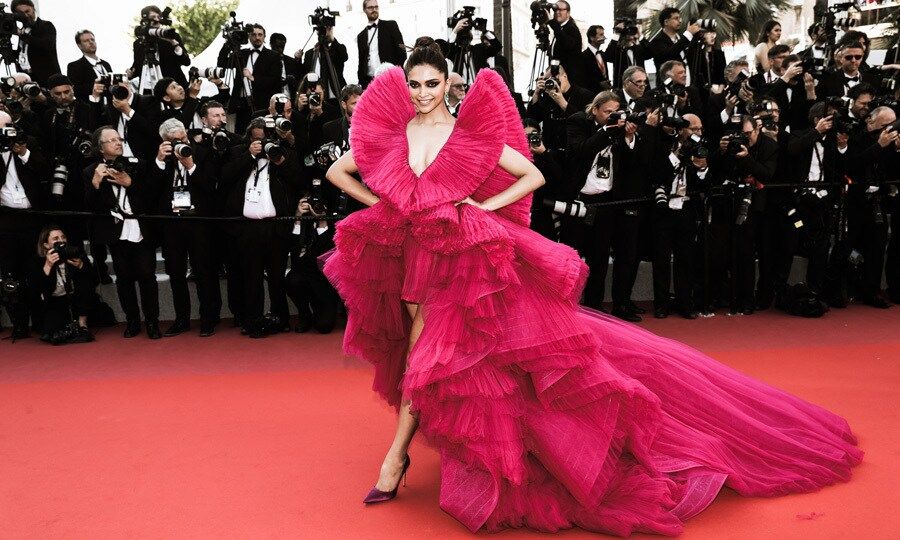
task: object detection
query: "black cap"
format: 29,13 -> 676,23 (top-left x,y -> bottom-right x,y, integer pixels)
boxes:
46,74 -> 73,90
153,77 -> 176,102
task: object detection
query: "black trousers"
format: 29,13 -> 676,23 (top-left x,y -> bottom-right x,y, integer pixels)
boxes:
161,221 -> 218,323
530,207 -> 558,242
705,214 -> 756,312
844,205 -> 889,300
572,203 -> 643,309
42,273 -> 95,335
886,207 -> 899,300
651,203 -> 698,310
285,254 -> 340,332
0,220 -> 40,330
237,221 -> 290,323
108,240 -> 159,323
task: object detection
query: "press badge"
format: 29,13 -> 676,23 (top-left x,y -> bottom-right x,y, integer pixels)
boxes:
246,186 -> 261,203
172,190 -> 192,210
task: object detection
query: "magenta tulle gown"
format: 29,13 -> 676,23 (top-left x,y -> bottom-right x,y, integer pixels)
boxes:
321,67 -> 862,536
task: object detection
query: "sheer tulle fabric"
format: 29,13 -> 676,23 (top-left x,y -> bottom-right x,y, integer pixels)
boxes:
321,67 -> 861,536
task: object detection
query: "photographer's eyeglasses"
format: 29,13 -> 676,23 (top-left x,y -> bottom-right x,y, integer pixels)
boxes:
100,137 -> 122,145
628,79 -> 648,87
844,55 -> 863,61
451,83 -> 469,91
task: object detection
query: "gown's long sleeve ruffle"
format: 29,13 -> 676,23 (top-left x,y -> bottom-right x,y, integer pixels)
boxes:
322,67 -> 862,536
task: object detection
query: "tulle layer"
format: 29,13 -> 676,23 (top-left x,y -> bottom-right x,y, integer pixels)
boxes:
323,200 -> 862,536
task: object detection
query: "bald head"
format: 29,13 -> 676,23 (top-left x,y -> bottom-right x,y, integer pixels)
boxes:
0,110 -> 12,127
868,106 -> 896,132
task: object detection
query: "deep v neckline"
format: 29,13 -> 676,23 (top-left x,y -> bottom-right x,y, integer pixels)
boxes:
405,120 -> 459,180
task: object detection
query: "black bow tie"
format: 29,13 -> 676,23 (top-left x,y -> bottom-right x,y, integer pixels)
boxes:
845,75 -> 859,82
252,48 -> 262,53
369,22 -> 378,29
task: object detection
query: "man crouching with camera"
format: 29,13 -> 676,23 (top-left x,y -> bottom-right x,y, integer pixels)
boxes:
35,225 -> 96,344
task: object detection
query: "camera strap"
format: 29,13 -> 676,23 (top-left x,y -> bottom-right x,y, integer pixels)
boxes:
367,25 -> 379,49
252,161 -> 269,188
173,164 -> 187,190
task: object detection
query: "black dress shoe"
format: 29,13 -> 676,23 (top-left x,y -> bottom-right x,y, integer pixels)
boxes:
679,309 -> 700,320
626,301 -> 646,315
199,321 -> 216,337
123,321 -> 142,338
611,306 -> 642,323
864,296 -> 891,309
10,325 -> 30,340
653,306 -> 669,319
164,320 -> 190,337
294,318 -> 312,333
146,321 -> 162,340
741,306 -> 755,316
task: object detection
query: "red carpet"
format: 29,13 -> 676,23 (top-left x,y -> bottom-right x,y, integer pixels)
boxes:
1,306 -> 898,538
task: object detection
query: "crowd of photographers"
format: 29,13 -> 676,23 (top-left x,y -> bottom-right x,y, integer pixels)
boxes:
0,0 -> 899,345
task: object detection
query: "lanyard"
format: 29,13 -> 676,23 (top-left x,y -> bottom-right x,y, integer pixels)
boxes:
173,164 -> 187,190
252,161 -> 269,188
367,26 -> 379,49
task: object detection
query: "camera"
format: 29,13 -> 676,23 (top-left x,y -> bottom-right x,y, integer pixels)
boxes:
542,199 -> 598,226
306,91 -> 322,108
661,77 -> 687,98
188,67 -> 226,83
0,124 -> 24,151
654,186 -> 669,207
195,127 -> 231,153
826,96 -> 861,134
735,185 -> 754,225
98,73 -> 130,100
801,56 -> 827,78
52,241 -> 84,261
273,94 -> 289,115
309,6 -> 339,29
311,141 -> 344,169
530,1 -> 555,26
448,6 -> 487,33
527,130 -> 542,147
606,110 -> 648,127
135,7 -> 177,40
108,155 -> 139,178
309,178 -> 327,215
261,139 -> 285,161
264,114 -> 292,132
613,17 -> 640,38
170,142 -> 193,160
544,77 -> 560,93
681,134 -> 709,161
693,18 -> 717,32
0,271 -> 22,307
0,4 -> 28,65
725,69 -> 755,100
722,132 -> 749,156
51,158 -> 68,199
222,11 -> 253,45
18,82 -> 42,99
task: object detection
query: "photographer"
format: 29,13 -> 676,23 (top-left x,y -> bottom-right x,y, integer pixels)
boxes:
524,118 -> 565,241
819,42 -> 878,98
686,24 -> 725,98
296,76 -> 340,154
221,117 -> 301,338
526,63 -> 592,151
300,24 -> 348,100
606,19 -> 651,88
651,113 -> 707,319
33,225 -> 95,344
92,79 -> 156,161
150,75 -> 229,131
270,33 -> 300,99
704,59 -> 753,145
356,0 -> 407,88
783,101 -> 851,305
708,115 -> 777,314
83,126 -> 160,339
750,44 -> 791,90
128,5 -> 191,93
66,30 -> 113,103
838,106 -> 897,308
797,23 -> 829,70
655,60 -> 702,116
322,84 -> 360,150
545,1 -> 583,87
150,118 -> 218,337
617,66 -> 648,111
566,91 -> 660,321
440,11 -> 503,81
216,23 -> 282,132
446,72 -> 467,117
649,7 -> 701,74
0,109 -> 51,339
11,0 -> 61,87
285,194 -> 340,334
761,54 -> 817,133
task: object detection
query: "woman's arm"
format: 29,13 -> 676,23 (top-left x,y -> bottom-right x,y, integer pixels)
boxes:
325,149 -> 380,207
460,145 -> 544,211
755,43 -> 770,73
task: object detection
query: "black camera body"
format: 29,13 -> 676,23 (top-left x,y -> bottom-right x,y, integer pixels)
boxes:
135,7 -> 176,40
529,1 -> 555,26
52,241 -> 85,261
448,6 -> 486,33
309,7 -> 339,29
309,178 -> 327,215
264,114 -> 292,133
527,130 -> 542,147
681,135 -> 710,161
108,155 -> 139,178
613,17 -> 640,38
0,4 -> 28,64
312,141 -> 345,169
0,271 -> 22,306
222,11 -> 253,45
0,125 -> 25,151
169,142 -> 193,161
306,91 -> 322,108
195,127 -> 231,153
98,74 -> 130,100
723,132 -> 749,156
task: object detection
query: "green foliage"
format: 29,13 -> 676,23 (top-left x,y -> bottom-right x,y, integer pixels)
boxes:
170,0 -> 240,55
619,0 -> 793,44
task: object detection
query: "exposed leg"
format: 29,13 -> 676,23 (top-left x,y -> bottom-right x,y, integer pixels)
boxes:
373,301 -> 423,492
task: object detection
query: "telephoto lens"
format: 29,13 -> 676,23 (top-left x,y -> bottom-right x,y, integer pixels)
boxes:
172,142 -> 193,159
203,67 -> 226,79
263,140 -> 285,161
52,160 -> 68,198
20,82 -> 42,98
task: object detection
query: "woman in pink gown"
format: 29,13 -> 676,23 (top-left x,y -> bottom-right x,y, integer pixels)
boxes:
322,38 -> 861,536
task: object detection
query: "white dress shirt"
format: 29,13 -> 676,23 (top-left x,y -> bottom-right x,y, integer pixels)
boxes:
0,150 -> 32,209
366,21 -> 382,77
243,158 -> 277,219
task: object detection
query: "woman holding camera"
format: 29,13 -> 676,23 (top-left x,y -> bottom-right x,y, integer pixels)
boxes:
34,225 -> 95,343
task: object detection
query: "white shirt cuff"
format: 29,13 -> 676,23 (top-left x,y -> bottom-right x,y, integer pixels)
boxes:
837,145 -> 848,154
123,108 -> 135,121
19,149 -> 30,163
89,94 -> 100,103
186,164 -> 197,175
155,158 -> 166,170
719,109 -> 729,124
683,31 -> 693,41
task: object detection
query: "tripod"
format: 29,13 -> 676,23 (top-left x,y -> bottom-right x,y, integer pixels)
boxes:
450,34 -> 478,83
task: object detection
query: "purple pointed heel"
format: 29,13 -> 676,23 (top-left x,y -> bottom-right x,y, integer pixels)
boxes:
363,454 -> 411,504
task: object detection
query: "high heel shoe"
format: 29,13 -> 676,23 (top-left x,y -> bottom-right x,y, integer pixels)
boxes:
363,454 -> 411,504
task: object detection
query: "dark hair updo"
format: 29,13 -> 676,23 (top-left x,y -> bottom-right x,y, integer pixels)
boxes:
404,36 -> 448,79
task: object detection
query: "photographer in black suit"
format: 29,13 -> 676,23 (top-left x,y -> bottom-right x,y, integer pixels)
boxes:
524,119 -> 565,241
566,91 -> 660,321
217,24 -> 282,132
580,25 -> 610,95
66,30 -> 113,103
34,225 -> 96,344
818,42 -> 879,98
356,0 -> 407,88
526,63 -> 593,151
270,33 -> 300,99
285,194 -> 340,334
150,119 -> 218,337
301,25 -> 348,100
545,1 -> 583,88
0,110 -> 51,339
11,0 -> 61,87
649,8 -> 700,75
83,126 -> 160,339
322,84 -> 361,149
128,5 -> 191,93
221,117 -> 301,338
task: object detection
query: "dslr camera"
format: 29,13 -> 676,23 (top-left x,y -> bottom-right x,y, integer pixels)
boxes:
51,241 -> 85,262
309,6 -> 339,29
613,17 -> 640,38
188,67 -> 225,83
0,124 -> 24,151
311,141 -> 345,169
134,7 -> 177,41
527,130 -> 542,147
193,127 -> 231,153
98,74 -> 130,100
107,155 -> 139,178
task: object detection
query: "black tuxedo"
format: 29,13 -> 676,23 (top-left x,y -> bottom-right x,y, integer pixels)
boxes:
648,30 -> 690,72
67,56 -> 114,102
280,54 -> 301,98
16,19 -> 61,87
764,78 -> 814,133
686,45 -> 725,91
579,47 -> 610,95
817,69 -> 879,98
525,85 -> 594,152
217,45 -> 283,112
356,20 -> 407,86
322,116 -> 349,149
605,39 -> 652,87
548,19 -> 583,85
302,41 -> 349,97
130,33 -> 191,88
438,35 -> 503,78
286,222 -> 340,333
100,95 -> 157,161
